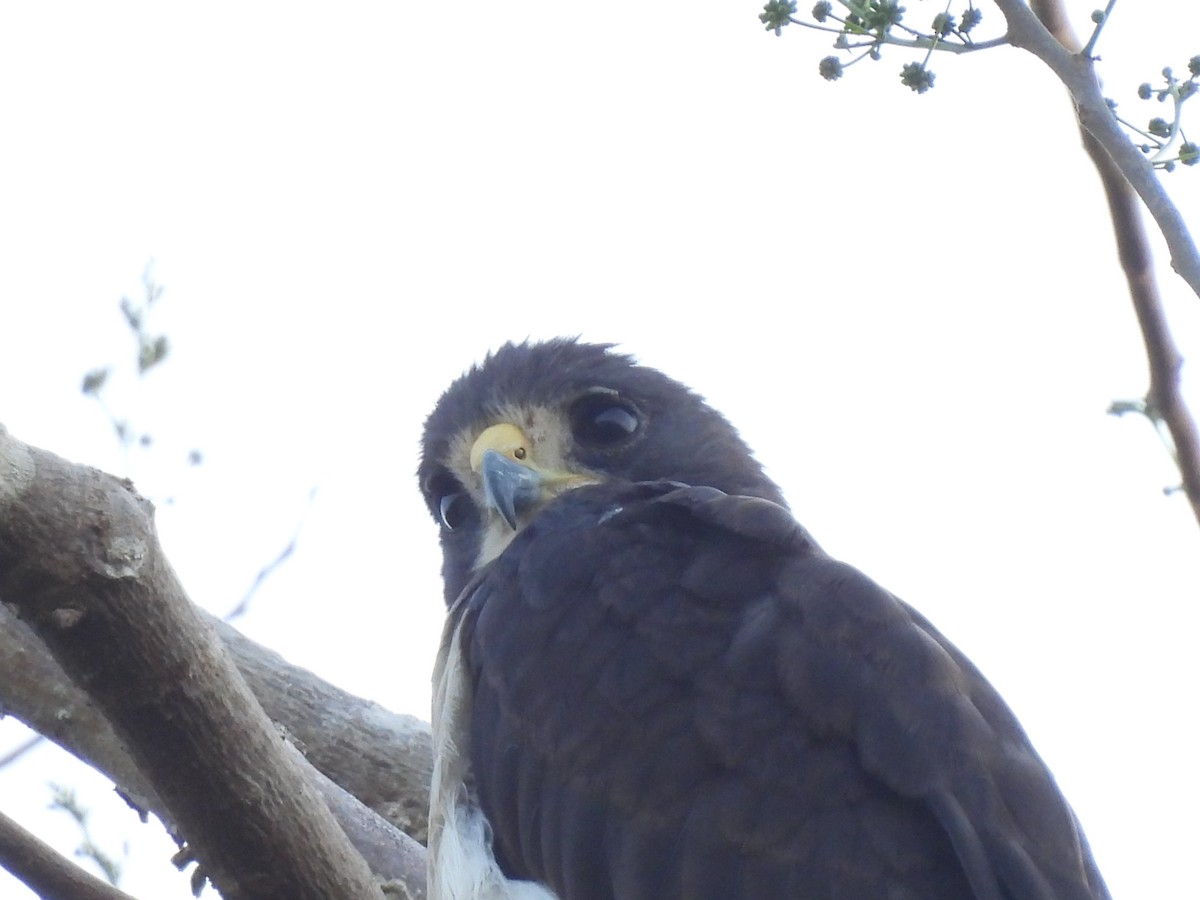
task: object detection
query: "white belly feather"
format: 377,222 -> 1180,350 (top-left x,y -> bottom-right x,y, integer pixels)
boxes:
429,609 -> 559,900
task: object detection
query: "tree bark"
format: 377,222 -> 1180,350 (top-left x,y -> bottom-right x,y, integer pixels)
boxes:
0,808 -> 140,900
0,424 -> 408,900
0,604 -> 435,847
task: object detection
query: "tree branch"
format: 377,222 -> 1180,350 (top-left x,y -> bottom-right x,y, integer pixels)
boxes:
0,602 -> 434,848
0,807 -> 139,900
994,0 -> 1200,299
0,607 -> 166,816
0,605 -> 430,897
991,0 -> 1200,527
0,425 -> 386,900
212,617 -> 433,844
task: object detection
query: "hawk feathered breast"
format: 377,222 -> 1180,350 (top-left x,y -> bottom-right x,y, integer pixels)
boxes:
419,339 -> 1110,900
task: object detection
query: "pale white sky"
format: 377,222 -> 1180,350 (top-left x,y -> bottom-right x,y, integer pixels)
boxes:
1,2 -> 1198,898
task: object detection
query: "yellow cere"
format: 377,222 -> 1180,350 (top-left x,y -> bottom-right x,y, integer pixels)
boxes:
470,423 -> 533,473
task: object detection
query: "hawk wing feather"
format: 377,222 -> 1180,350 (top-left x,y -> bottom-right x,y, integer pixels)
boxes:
456,481 -> 1109,900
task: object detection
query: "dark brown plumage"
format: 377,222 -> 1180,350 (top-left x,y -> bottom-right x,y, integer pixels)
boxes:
420,339 -> 1110,900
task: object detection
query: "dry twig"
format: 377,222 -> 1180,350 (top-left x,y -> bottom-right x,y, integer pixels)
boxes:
991,0 -> 1200,527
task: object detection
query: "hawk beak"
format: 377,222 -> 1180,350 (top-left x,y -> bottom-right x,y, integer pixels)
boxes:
470,423 -> 545,530
470,422 -> 595,530
478,448 -> 543,530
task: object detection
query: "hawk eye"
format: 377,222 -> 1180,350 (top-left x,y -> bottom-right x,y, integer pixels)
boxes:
438,491 -> 473,530
569,393 -> 642,449
426,472 -> 474,531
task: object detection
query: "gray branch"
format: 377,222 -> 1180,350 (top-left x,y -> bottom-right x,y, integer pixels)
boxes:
993,0 -> 1200,300
0,425 -> 428,900
988,0 -> 1200,526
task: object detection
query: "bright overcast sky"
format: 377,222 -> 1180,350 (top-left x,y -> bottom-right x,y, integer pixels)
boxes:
1,2 -> 1198,898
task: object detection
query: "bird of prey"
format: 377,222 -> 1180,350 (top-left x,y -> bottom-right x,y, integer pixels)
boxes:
419,339 -> 1110,900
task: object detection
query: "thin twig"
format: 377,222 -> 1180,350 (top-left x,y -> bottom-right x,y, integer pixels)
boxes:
223,486 -> 317,622
994,0 -> 1200,528
0,808 -> 140,900
0,734 -> 44,770
993,0 -> 1200,300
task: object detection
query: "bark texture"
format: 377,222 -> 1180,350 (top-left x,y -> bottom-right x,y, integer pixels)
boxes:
0,425 -> 426,900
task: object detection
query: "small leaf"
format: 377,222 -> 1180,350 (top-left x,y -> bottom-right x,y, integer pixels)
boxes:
82,367 -> 110,395
138,335 -> 170,373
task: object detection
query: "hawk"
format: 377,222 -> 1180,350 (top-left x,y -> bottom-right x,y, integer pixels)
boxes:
419,339 -> 1110,900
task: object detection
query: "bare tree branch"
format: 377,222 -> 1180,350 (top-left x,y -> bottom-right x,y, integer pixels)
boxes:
213,617 -> 433,844
0,602 -> 434,847
0,606 -> 431,896
300,754 -> 426,898
991,0 -> 1200,527
0,575 -> 430,898
0,603 -> 431,900
0,807 -> 139,900
0,607 -> 166,816
993,0 -> 1200,299
0,425 -> 386,900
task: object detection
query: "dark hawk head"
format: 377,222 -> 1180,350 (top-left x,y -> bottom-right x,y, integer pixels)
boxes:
419,339 -> 787,603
